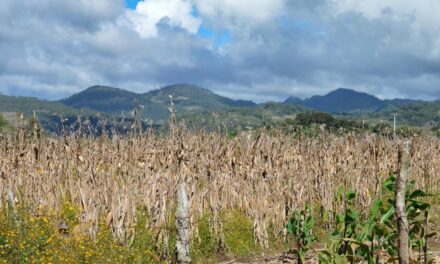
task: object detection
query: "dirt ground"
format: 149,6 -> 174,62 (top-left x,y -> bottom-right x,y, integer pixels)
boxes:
219,251 -> 440,263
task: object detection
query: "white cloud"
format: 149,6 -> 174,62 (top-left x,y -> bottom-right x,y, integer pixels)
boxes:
329,0 -> 440,60
1,0 -> 440,101
124,0 -> 201,38
193,0 -> 285,30
331,0 -> 440,34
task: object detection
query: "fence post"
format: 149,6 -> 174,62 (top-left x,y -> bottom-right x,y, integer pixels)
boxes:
175,183 -> 191,263
396,140 -> 410,264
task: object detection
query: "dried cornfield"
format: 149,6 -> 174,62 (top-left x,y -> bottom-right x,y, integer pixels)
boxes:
1,128 -> 440,254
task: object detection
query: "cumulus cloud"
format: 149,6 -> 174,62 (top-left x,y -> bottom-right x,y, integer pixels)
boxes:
0,0 -> 439,101
123,0 -> 201,38
194,0 -> 284,27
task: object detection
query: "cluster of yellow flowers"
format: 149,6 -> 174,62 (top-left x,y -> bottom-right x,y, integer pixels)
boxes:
1,199 -> 267,263
0,202 -> 163,263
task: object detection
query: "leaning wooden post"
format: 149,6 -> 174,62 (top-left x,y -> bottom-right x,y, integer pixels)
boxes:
396,140 -> 411,264
175,183 -> 191,263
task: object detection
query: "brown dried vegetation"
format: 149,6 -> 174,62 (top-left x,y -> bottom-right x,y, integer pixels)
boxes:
1,126 -> 440,257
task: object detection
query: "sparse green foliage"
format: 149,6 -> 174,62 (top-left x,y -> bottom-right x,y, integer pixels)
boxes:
0,113 -> 7,130
222,211 -> 260,258
286,203 -> 317,263
191,215 -> 218,263
320,176 -> 435,263
330,188 -> 360,261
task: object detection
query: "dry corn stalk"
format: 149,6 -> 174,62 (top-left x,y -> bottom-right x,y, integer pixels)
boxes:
0,128 -> 439,250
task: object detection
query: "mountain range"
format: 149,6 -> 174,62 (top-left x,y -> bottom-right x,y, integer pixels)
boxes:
1,84 -> 439,131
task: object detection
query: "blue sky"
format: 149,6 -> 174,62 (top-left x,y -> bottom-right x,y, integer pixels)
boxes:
125,0 -> 140,9
197,26 -> 231,50
0,0 -> 439,101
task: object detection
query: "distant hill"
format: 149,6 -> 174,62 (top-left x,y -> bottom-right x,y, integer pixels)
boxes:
284,88 -> 419,113
179,102 -> 308,130
0,93 -> 99,133
0,94 -> 82,116
61,85 -> 138,113
61,84 -> 257,123
284,96 -> 303,104
146,84 -> 256,108
371,101 -> 440,127
304,88 -> 383,112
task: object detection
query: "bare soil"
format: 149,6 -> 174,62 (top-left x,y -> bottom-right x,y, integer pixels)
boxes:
220,251 -> 440,263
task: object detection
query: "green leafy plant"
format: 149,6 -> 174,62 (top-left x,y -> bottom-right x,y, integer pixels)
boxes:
287,203 -> 317,264
328,188 -> 361,263
320,176 -> 435,263
0,113 -> 8,131
381,176 -> 437,263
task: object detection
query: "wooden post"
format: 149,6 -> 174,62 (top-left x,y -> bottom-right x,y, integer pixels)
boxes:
175,183 -> 191,263
7,186 -> 19,226
396,140 -> 410,264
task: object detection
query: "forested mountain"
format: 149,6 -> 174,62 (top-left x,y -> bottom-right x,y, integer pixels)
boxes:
60,85 -> 138,113
284,88 -> 420,113
60,84 -> 256,122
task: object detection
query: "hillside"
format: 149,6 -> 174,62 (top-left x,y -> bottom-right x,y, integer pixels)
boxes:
0,94 -> 83,116
180,102 -> 308,130
0,94 -> 101,133
60,85 -> 139,113
61,84 -> 257,123
146,84 -> 256,108
284,96 -> 303,104
284,88 -> 419,113
304,88 -> 383,112
2,85 -> 439,131
371,101 -> 440,127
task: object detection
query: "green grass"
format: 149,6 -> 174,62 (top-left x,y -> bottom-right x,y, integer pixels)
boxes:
190,214 -> 219,263
222,211 -> 261,259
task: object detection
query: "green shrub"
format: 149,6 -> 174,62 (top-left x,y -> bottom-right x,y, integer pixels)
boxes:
222,211 -> 260,258
191,214 -> 218,263
0,113 -> 7,130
